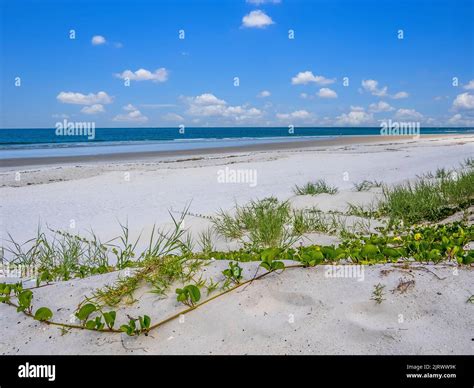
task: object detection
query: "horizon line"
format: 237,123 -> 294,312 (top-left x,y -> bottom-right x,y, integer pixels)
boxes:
1,126 -> 473,130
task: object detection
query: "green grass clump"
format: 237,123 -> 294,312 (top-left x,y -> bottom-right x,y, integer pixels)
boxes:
292,209 -> 330,234
212,210 -> 244,240
5,228 -> 117,284
294,179 -> 338,195
462,157 -> 474,169
197,227 -> 215,254
346,203 -> 381,218
212,197 -> 298,249
380,169 -> 474,224
353,180 -> 382,192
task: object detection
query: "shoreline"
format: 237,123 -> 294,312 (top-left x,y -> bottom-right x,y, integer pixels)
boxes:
0,134 -> 468,169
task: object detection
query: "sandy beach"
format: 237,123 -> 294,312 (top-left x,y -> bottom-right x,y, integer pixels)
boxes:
1,134 -> 473,245
0,134 -> 473,355
1,262 -> 472,355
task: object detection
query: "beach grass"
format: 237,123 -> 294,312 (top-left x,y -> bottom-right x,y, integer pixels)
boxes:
197,227 -> 216,254
212,197 -> 298,249
292,208 -> 330,234
294,179 -> 338,195
353,180 -> 383,192
380,168 -> 474,223
462,157 -> 474,169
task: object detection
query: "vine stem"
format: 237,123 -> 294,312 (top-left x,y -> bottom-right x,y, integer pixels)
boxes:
2,264 -> 305,336
147,264 -> 304,332
4,301 -> 120,332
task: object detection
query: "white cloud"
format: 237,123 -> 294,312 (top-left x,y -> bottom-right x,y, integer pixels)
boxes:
81,104 -> 105,114
115,68 -> 169,83
368,101 -> 394,113
394,108 -> 423,120
257,90 -> 271,98
276,110 -> 311,120
463,80 -> 474,90
113,105 -> 148,122
91,35 -> 106,45
453,92 -> 474,110
242,10 -> 274,28
192,93 -> 226,106
123,104 -> 137,111
336,108 -> 374,125
162,113 -> 184,122
392,91 -> 409,99
186,93 -> 262,122
57,91 -> 113,105
292,71 -> 335,85
361,79 -> 388,97
246,0 -> 281,4
447,113 -> 474,126
448,114 -> 462,124
362,80 -> 408,99
317,88 -> 337,99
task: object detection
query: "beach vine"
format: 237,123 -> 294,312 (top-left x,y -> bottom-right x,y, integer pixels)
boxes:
1,166 -> 473,338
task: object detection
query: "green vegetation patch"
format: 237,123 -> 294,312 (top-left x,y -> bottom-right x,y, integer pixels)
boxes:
294,179 -> 338,195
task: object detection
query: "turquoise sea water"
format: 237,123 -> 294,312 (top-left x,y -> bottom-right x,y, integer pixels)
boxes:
0,127 -> 472,159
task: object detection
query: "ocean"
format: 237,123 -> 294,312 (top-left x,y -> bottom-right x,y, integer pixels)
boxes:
0,127 -> 472,159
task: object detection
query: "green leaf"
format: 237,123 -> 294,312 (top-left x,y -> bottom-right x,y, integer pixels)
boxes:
177,292 -> 187,302
34,307 -> 53,321
103,311 -> 116,329
76,303 -> 96,321
463,251 -> 474,265
1,285 -> 11,296
309,250 -> 324,263
184,285 -> 201,303
272,261 -> 285,270
140,315 -> 151,330
17,290 -> 33,311
120,325 -> 133,336
260,262 -> 271,271
382,247 -> 401,259
95,316 -> 104,330
321,246 -> 336,259
361,244 -> 379,258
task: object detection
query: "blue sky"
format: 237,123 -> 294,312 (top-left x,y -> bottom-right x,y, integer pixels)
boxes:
1,0 -> 473,128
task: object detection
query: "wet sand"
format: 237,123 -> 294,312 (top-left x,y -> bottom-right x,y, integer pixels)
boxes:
0,134 -> 456,169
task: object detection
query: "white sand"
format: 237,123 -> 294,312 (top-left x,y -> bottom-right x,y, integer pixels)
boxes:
1,135 -> 473,246
0,135 -> 473,354
0,262 -> 472,355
